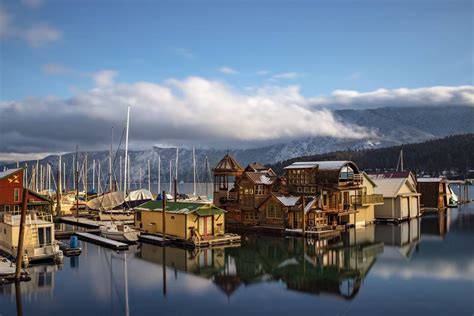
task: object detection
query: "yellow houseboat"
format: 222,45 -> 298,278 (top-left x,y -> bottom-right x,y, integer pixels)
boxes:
135,201 -> 240,247
0,210 -> 63,265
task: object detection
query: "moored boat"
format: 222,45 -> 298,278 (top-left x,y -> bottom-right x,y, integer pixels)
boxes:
99,223 -> 139,242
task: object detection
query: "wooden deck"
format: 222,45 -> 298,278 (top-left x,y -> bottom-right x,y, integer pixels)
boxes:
75,232 -> 129,251
138,233 -> 241,249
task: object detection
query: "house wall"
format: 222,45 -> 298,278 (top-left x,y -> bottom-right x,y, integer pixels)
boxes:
375,197 -> 395,219
258,197 -> 285,229
0,169 -> 24,209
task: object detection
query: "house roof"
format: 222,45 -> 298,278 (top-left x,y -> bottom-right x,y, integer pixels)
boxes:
417,177 -> 446,183
246,162 -> 267,172
213,154 -> 243,172
372,178 -> 417,198
369,171 -> 412,179
283,161 -> 357,171
27,189 -> 52,202
240,172 -> 276,185
275,195 -> 301,207
136,201 -> 225,216
0,168 -> 22,180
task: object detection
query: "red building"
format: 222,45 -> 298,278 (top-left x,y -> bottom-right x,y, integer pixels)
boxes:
0,168 -> 52,213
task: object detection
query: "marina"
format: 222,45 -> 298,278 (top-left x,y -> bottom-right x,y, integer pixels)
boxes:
0,193 -> 472,315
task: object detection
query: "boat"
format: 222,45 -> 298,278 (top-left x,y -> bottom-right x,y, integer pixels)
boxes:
447,184 -> 459,207
0,210 -> 63,266
0,257 -> 15,276
99,223 -> 139,242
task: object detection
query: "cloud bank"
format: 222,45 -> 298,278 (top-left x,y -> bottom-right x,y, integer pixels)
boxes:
0,76 -> 472,156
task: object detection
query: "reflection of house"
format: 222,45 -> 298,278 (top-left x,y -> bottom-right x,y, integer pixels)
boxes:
417,177 -> 448,210
370,172 -> 421,221
135,201 -> 226,241
0,264 -> 57,296
374,219 -> 420,259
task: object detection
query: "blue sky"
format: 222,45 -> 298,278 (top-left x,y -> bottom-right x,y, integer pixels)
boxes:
0,0 -> 473,159
1,0 -> 472,100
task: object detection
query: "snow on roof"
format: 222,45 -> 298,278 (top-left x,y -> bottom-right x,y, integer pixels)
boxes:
0,168 -> 22,179
372,178 -> 409,197
283,161 -> 351,170
275,195 -> 300,207
417,177 -> 445,183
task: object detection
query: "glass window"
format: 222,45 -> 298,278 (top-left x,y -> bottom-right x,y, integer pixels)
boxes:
13,188 -> 20,202
297,187 -> 302,193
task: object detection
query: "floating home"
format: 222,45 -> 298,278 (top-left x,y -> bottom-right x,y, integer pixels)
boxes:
212,155 -> 384,234
417,177 -> 448,211
134,201 -> 240,247
369,171 -> 421,221
0,168 -> 62,264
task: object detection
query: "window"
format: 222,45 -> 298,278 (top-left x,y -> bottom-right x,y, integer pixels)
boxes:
297,187 -> 302,193
244,212 -> 259,221
310,187 -> 316,193
267,205 -> 283,219
14,188 -> 20,203
323,193 -> 328,206
135,212 -> 142,221
14,205 -> 19,212
244,189 -> 249,195
4,205 -> 10,213
255,185 -> 264,195
249,189 -> 254,194
304,187 -> 309,193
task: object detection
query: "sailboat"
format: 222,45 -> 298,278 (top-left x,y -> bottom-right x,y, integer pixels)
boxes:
99,106 -> 140,242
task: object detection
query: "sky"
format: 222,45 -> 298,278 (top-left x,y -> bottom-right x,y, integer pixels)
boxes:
0,0 -> 473,160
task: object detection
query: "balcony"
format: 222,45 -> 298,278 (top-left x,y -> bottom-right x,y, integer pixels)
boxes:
351,194 -> 384,206
338,173 -> 363,187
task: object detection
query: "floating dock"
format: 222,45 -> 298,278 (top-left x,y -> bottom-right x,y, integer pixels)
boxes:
138,234 -> 171,246
59,217 -> 100,229
75,232 -> 129,251
55,229 -> 100,239
138,233 -> 241,249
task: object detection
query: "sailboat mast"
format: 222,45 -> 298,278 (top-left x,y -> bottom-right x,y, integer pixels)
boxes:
400,148 -> 404,172
158,155 -> 161,195
169,160 -> 172,193
193,148 -> 196,197
175,148 -> 178,181
119,155 -> 122,192
92,159 -> 96,190
148,159 -> 151,192
123,106 -> 130,198
109,126 -> 114,192
205,155 -> 209,197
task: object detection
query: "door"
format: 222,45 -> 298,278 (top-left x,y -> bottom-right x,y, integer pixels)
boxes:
38,228 -> 45,246
199,216 -> 213,236
400,197 -> 409,218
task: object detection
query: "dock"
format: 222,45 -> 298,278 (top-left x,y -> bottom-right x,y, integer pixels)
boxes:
59,217 -> 101,229
138,234 -> 171,246
138,233 -> 241,249
75,232 -> 129,251
55,229 -> 100,239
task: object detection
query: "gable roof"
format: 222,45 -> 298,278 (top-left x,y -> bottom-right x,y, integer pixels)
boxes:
136,201 -> 225,216
246,162 -> 267,172
236,171 -> 276,185
372,178 -> 417,198
0,168 -> 23,180
213,154 -> 243,173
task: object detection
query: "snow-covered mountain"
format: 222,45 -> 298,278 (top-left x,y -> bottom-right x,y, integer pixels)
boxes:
2,106 -> 473,183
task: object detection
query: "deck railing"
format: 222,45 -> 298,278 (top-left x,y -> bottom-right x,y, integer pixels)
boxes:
351,194 -> 384,205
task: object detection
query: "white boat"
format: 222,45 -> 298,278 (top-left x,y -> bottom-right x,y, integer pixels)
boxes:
447,184 -> 459,207
0,257 -> 15,276
100,223 -> 139,242
0,210 -> 63,266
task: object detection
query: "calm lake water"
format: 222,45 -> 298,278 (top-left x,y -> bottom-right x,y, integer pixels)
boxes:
1,187 -> 473,316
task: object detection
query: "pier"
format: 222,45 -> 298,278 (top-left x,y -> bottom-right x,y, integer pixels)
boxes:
75,232 -> 129,251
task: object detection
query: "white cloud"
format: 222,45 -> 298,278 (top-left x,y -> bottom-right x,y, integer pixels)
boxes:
174,47 -> 195,60
272,72 -> 301,80
217,66 -> 238,75
0,7 -> 61,47
309,85 -> 474,109
22,0 -> 43,9
22,23 -> 62,47
41,63 -> 69,75
0,76 -> 376,154
91,70 -> 118,87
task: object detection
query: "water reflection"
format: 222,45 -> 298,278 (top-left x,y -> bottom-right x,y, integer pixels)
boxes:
0,190 -> 473,315
137,228 -> 384,300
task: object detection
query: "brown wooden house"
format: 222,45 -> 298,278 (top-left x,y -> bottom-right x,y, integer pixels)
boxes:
257,193 -> 301,229
417,177 -> 448,210
0,168 -> 52,214
236,167 -> 277,225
